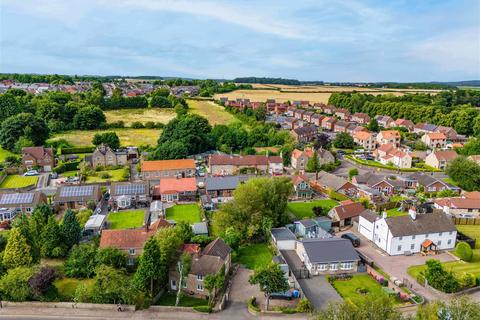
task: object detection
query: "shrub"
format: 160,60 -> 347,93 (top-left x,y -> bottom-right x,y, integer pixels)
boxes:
100,172 -> 111,179
193,305 -> 212,313
458,272 -> 476,288
131,121 -> 145,129
455,242 -> 473,262
296,299 -> 313,313
248,296 -> 260,312
416,273 -> 425,286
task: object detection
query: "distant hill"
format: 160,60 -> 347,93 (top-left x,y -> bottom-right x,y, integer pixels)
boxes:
233,77 -> 303,85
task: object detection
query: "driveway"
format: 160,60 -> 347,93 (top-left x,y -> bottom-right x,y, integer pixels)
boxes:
297,276 -> 342,310
338,228 -> 457,301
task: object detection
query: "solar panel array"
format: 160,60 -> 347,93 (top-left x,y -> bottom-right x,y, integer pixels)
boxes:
116,184 -> 146,195
0,193 -> 35,205
59,186 -> 94,198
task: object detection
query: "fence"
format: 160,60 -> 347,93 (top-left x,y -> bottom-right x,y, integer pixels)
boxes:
451,217 -> 480,225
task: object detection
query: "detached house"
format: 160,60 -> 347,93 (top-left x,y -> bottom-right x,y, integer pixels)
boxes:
425,150 -> 458,170
413,123 -> 438,135
391,119 -> 414,131
376,130 -> 401,146
22,146 -> 55,172
314,171 -> 357,197
421,132 -> 447,149
353,131 -> 376,150
335,108 -> 351,120
209,154 -> 283,175
291,148 -> 334,171
90,144 -> 127,168
405,172 -> 460,193
0,191 -> 47,220
351,112 -> 370,124
375,115 -> 394,128
153,177 -> 197,202
353,172 -> 404,195
291,126 -> 317,144
292,175 -> 313,198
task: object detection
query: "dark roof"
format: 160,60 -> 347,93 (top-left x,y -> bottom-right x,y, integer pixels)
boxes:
316,171 -> 349,191
0,191 -> 44,207
293,126 -> 317,135
407,173 -> 446,188
385,213 -> 456,237
110,182 -> 149,196
22,146 -> 53,160
360,210 -> 379,223
202,238 -> 232,260
331,202 -> 366,220
298,219 -> 316,228
191,255 -> 225,276
55,185 -> 101,203
204,176 -> 248,191
271,227 -> 297,241
301,238 -> 359,263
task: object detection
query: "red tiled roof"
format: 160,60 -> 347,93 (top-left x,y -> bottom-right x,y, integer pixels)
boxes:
155,177 -> 197,195
379,130 -> 400,139
377,143 -> 394,153
22,146 -> 53,160
426,132 -> 446,140
434,198 -> 480,209
353,131 -> 373,140
432,150 -> 458,161
292,175 -> 309,185
292,148 -> 314,159
142,159 -> 195,172
332,202 -> 365,220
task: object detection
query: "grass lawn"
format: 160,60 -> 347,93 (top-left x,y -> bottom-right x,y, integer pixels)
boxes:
442,178 -> 459,186
48,128 -> 162,147
0,175 -> 38,188
386,207 -> 408,217
54,278 -> 94,301
187,99 -> 236,125
155,293 -> 208,307
389,195 -> 406,202
85,168 -> 128,183
165,204 -> 201,224
234,243 -> 273,270
408,259 -> 480,280
62,171 -> 79,177
332,274 -> 398,305
287,199 -> 339,219
104,108 -> 176,126
107,209 -> 145,229
456,225 -> 480,248
0,147 -> 14,162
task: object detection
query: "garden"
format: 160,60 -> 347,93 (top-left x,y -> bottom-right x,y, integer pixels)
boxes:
85,167 -> 129,183
0,175 -> 39,188
386,207 -> 408,217
234,243 -> 273,270
107,210 -> 145,230
165,204 -> 201,224
155,293 -> 208,307
287,199 -> 339,219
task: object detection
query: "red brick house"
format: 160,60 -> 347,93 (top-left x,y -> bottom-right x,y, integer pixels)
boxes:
153,177 -> 197,202
22,146 -> 55,172
321,116 -> 336,131
291,126 -> 317,143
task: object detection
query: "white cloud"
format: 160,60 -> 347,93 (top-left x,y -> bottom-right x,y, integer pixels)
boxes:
408,27 -> 480,74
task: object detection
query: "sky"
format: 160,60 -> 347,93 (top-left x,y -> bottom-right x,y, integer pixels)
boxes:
1,0 -> 479,82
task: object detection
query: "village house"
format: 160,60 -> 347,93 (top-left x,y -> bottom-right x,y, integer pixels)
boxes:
375,115 -> 394,128
0,191 -> 47,220
375,143 -> 395,159
425,150 -> 458,170
421,132 -> 447,149
405,172 -> 460,193
323,105 -> 336,115
291,148 -> 334,171
346,125 -> 367,136
90,144 -> 128,168
333,121 -> 353,133
436,126 -> 459,141
109,182 -> 150,210
153,177 -> 197,202
379,148 -> 412,169
352,172 -> 405,196
54,185 -> 102,209
314,171 -> 357,197
358,210 -> 456,256
390,119 -> 414,131
22,146 -> 55,172
208,154 -> 283,176
310,114 -> 324,126
291,175 -> 313,199
202,175 -> 249,199
353,131 -> 376,150
321,116 -> 336,131
335,108 -> 351,120
141,159 -> 196,181
169,238 -> 232,298
100,219 -> 171,265
433,192 -> 480,217
291,126 -> 318,144
376,130 -> 401,146
351,112 -> 370,124
294,109 -> 305,120
295,238 -> 360,275
413,123 -> 438,135
328,200 -> 367,229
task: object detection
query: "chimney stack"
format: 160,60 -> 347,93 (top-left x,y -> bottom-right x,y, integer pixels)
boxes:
382,211 -> 387,219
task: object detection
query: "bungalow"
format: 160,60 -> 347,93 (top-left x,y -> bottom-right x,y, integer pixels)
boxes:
296,238 -> 360,275
335,108 -> 351,120
358,210 -> 456,256
434,193 -> 480,217
291,126 -> 317,144
203,175 -> 249,198
405,172 -> 459,193
153,177 -> 197,202
169,238 -> 232,298
321,116 -> 336,131
391,119 -> 414,131
333,121 -> 352,133
99,219 -> 171,265
22,146 -> 55,172
374,115 -> 394,128
413,123 -> 438,135
109,182 -> 150,210
141,159 -> 196,181
328,200 -> 367,228
376,130 -> 401,146
0,191 -> 47,219
292,175 -> 313,198
353,173 -> 404,195
353,131 -> 376,150
314,171 -> 357,197
421,132 -> 447,149
425,150 -> 458,170
55,185 -> 102,209
351,112 -> 370,124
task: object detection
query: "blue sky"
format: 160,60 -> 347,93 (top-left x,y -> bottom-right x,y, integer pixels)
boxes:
1,0 -> 479,82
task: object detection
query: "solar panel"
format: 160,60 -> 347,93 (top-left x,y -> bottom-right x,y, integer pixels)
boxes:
116,184 -> 146,195
0,193 -> 35,205
59,186 -> 94,198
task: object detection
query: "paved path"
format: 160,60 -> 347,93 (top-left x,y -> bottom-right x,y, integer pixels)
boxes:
297,277 -> 342,310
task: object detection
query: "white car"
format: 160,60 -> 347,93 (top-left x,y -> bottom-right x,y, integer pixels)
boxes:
24,170 -> 39,176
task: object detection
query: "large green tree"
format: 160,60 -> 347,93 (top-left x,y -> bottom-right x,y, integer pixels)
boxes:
333,132 -> 355,149
134,237 -> 163,295
446,156 -> 480,191
96,248 -> 127,269
73,106 -> 106,130
91,265 -> 136,304
306,150 -> 321,178
3,228 -> 33,269
249,263 -> 289,311
61,209 -> 82,250
92,132 -> 120,150
41,215 -> 65,258
0,267 -> 35,301
0,113 -> 49,151
64,244 -> 97,278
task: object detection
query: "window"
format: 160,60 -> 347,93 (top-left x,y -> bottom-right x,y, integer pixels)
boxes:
410,244 -> 415,250
127,258 -> 135,266
171,280 -> 177,289
425,234 -> 429,238
26,207 -> 32,212
340,262 -> 353,270
438,240 -> 442,246
128,248 -> 135,255
330,263 -> 338,271
397,245 -> 402,251
163,171 -> 169,176
439,232 -> 443,236
447,239 -> 452,245
399,236 -> 403,241
197,284 -> 204,291
318,264 -> 327,271
412,235 -> 416,240
197,275 -> 203,281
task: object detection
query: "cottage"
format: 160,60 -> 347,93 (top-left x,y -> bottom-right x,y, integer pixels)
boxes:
291,175 -> 313,198
328,200 -> 367,228
374,115 -> 394,128
421,132 -> 447,149
314,171 -> 357,197
110,182 -> 149,209
0,191 -> 47,219
425,150 -> 458,170
90,144 -> 128,168
296,238 -> 360,275
353,131 -> 376,150
22,146 -> 55,172
55,185 -> 102,209
351,112 -> 370,124
141,159 -> 196,181
291,126 -> 317,143
153,177 -> 197,202
376,130 -> 401,146
358,210 -> 456,256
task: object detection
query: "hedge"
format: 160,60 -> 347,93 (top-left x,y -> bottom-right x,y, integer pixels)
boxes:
193,306 -> 212,313
60,147 -> 95,154
54,160 -> 82,173
455,242 -> 473,262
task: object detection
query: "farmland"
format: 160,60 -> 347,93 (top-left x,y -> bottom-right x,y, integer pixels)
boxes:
104,108 -> 176,126
48,128 -> 161,147
187,99 -> 236,125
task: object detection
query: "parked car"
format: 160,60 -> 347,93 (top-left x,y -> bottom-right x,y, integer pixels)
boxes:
24,170 -> 39,176
341,233 -> 360,247
269,290 -> 300,300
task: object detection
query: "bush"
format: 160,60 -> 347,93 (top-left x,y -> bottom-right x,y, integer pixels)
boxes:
296,298 -> 313,313
458,272 -> 476,288
131,121 -> 145,129
248,296 -> 260,312
455,242 -> 473,262
100,172 -> 111,179
61,147 -> 95,154
193,305 -> 212,313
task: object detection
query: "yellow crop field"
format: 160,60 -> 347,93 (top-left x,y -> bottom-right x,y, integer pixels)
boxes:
104,108 -> 176,125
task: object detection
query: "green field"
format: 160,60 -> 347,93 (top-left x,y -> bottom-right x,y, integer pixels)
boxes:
0,175 -> 38,189
386,207 -> 408,217
107,209 -> 145,229
332,275 -> 400,305
85,168 -> 128,183
187,99 -> 236,125
456,225 -> 480,248
234,243 -> 273,270
155,293 -> 208,307
0,147 -> 14,162
48,128 -> 162,147
104,108 -> 176,126
54,278 -> 94,301
165,204 -> 201,224
287,199 -> 339,219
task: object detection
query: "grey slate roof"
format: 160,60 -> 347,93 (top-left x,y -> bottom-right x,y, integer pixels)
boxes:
204,176 -> 249,191
192,222 -> 208,235
271,227 -> 297,241
302,238 -> 359,263
385,213 -> 456,237
202,238 -> 232,260
360,209 -> 379,223
299,219 -> 317,228
316,171 -> 349,191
